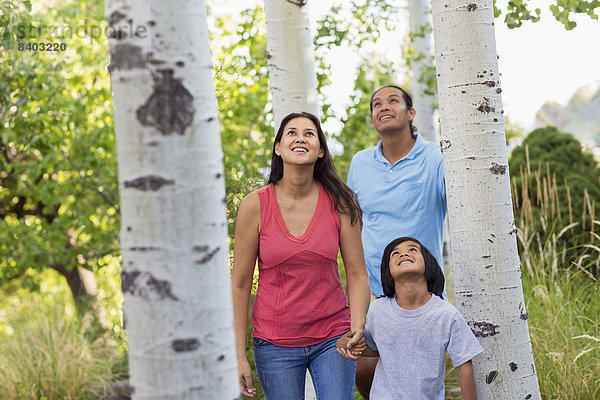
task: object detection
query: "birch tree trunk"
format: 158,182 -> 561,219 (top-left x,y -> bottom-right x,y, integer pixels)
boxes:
408,0 -> 437,141
263,0 -> 320,129
430,1 -> 541,398
263,2 -> 318,398
104,0 -> 238,398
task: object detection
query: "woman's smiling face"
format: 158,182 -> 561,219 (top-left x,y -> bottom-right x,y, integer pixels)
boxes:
275,117 -> 324,165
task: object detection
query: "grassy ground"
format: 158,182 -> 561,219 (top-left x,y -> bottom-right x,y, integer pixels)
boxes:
1,223 -> 597,399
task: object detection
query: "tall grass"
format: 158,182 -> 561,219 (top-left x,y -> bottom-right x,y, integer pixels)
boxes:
0,300 -> 121,400
513,153 -> 600,399
516,215 -> 600,399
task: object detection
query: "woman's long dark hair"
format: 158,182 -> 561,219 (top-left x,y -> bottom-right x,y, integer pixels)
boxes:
380,237 -> 445,298
268,112 -> 362,225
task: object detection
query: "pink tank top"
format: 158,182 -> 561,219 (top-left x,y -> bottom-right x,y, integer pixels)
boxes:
251,183 -> 351,346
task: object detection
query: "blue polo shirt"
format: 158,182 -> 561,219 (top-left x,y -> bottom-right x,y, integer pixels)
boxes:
347,134 -> 447,297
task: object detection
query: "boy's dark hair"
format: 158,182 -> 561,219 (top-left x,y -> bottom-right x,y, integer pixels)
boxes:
370,85 -> 417,138
380,237 -> 445,298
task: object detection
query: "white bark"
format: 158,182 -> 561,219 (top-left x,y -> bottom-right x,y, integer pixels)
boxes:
263,2 -> 318,398
408,0 -> 437,141
105,0 -> 238,398
430,1 -> 541,398
263,0 -> 320,129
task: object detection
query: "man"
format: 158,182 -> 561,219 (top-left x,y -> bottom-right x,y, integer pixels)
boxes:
347,85 -> 447,398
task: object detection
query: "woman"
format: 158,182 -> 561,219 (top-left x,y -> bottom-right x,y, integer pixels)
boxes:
231,112 -> 370,399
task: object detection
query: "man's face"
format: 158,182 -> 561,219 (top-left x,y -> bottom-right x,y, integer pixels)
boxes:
370,87 -> 415,135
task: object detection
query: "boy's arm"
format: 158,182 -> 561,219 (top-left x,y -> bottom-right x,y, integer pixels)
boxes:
455,360 -> 477,400
360,345 -> 379,357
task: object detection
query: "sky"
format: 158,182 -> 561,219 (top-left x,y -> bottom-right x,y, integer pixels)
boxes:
211,0 -> 600,132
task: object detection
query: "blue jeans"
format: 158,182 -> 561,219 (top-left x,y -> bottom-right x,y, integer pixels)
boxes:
253,334 -> 356,400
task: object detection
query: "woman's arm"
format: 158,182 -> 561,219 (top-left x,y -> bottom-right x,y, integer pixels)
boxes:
455,360 -> 478,400
339,210 -> 370,348
231,192 -> 260,398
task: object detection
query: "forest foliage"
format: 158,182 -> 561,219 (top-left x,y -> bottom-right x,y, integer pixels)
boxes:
1,0 -> 599,398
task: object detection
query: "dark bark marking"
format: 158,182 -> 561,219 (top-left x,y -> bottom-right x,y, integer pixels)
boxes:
496,88 -> 502,93
490,162 -> 507,175
176,61 -> 185,67
218,354 -> 225,361
482,255 -> 491,259
148,20 -> 156,26
509,362 -> 518,371
172,338 -> 200,352
128,246 -> 160,251
222,197 -> 227,204
136,69 -> 195,135
194,246 -> 221,264
484,80 -> 496,87
266,51 -> 272,59
286,0 -> 308,6
466,156 -> 475,160
205,117 -> 215,122
121,270 -> 179,301
525,394 -> 532,399
520,311 -> 529,320
215,173 -> 222,179
509,228 -> 517,235
468,320 -> 500,337
108,44 -> 146,73
124,175 -> 174,191
440,140 -> 451,153
485,370 -> 498,384
147,141 -> 160,147
127,226 -> 132,231
108,11 -> 127,25
477,97 -> 495,113
457,290 -> 473,298
499,285 -> 517,290
150,59 -> 166,65
494,118 -> 499,122
488,238 -> 494,243
484,264 -> 493,269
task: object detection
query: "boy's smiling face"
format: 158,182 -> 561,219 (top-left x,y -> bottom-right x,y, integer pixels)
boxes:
389,240 -> 426,279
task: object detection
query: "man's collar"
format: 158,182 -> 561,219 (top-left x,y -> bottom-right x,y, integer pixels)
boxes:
373,134 -> 425,164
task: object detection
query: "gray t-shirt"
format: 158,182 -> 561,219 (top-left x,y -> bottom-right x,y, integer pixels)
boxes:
364,295 -> 484,400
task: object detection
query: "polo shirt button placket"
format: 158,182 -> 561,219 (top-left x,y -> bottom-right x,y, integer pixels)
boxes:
386,167 -> 394,184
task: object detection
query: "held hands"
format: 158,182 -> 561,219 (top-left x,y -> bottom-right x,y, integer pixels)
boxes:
238,356 -> 256,398
336,329 -> 366,361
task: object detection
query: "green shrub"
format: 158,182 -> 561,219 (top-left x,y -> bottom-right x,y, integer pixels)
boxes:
510,126 -> 600,276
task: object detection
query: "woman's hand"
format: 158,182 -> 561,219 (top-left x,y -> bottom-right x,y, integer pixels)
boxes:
238,356 -> 256,398
336,330 -> 366,361
347,328 -> 365,351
